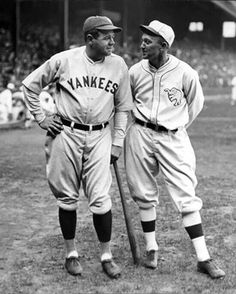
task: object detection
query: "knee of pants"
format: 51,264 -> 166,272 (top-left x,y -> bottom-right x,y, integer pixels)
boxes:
133,195 -> 159,210
175,196 -> 203,214
57,200 -> 79,211
49,181 -> 80,211
89,197 -> 112,215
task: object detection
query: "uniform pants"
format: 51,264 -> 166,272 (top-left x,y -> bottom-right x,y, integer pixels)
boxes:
45,125 -> 112,214
124,123 -> 202,213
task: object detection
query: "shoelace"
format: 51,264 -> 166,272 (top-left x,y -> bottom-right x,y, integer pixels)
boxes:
207,259 -> 219,269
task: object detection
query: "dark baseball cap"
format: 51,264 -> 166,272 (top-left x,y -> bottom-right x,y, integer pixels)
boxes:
83,16 -> 122,33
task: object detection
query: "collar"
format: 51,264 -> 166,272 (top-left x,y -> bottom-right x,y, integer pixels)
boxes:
141,54 -> 179,74
83,48 -> 105,64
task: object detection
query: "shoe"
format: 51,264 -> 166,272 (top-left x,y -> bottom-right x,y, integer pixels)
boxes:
101,259 -> 121,279
65,257 -> 82,276
197,259 -> 225,279
144,250 -> 158,269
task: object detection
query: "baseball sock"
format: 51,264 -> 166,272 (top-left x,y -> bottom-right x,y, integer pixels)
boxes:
182,211 -> 210,262
93,210 -> 112,261
140,207 -> 158,252
58,208 -> 78,257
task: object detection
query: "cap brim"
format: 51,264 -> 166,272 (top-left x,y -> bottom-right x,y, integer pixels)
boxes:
140,25 -> 160,36
97,24 -> 122,32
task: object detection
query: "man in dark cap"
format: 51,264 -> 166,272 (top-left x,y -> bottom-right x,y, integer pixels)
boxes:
22,15 -> 133,279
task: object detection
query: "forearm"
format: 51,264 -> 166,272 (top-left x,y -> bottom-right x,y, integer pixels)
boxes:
186,97 -> 204,128
22,86 -> 46,124
112,111 -> 130,147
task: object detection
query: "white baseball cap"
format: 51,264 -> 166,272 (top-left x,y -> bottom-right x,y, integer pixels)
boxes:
140,20 -> 175,47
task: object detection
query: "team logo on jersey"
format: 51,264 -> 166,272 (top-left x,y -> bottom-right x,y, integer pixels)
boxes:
164,87 -> 182,106
67,76 -> 118,94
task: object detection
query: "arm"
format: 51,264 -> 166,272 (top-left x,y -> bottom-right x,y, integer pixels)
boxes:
23,86 -> 63,137
184,69 -> 204,129
110,111 -> 130,164
22,57 -> 63,136
110,59 -> 133,163
22,86 -> 46,124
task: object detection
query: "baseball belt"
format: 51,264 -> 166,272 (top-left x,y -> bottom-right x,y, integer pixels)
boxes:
61,117 -> 109,131
135,117 -> 178,133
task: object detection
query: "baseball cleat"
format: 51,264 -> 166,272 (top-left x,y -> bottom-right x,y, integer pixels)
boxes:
65,257 -> 83,276
197,259 -> 225,279
144,250 -> 158,269
101,259 -> 121,279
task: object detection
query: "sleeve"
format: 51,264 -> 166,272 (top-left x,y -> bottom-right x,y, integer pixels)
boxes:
112,111 -> 130,147
112,59 -> 133,147
22,55 -> 61,124
114,59 -> 133,112
129,66 -> 135,98
183,68 -> 204,128
22,56 -> 61,94
22,86 -> 46,124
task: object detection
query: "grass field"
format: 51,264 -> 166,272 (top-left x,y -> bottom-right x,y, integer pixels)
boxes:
0,99 -> 236,294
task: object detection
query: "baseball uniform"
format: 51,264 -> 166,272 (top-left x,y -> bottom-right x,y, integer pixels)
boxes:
125,55 -> 204,213
125,19 -> 226,280
22,45 -> 133,214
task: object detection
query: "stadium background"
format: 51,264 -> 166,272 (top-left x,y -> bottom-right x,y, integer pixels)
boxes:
1,1 -> 236,293
0,0 -> 236,96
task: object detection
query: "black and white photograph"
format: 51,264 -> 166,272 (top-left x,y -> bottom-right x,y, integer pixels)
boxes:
0,0 -> 235,293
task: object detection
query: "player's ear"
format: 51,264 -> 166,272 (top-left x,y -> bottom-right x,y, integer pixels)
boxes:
161,41 -> 168,49
87,34 -> 94,43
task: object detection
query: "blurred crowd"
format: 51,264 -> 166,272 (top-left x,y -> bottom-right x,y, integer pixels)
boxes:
1,25 -> 236,124
0,80 -> 55,126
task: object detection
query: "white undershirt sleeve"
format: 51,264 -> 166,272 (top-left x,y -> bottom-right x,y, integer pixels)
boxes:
112,111 -> 130,147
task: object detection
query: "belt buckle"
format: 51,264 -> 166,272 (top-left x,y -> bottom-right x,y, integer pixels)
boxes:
88,124 -> 92,133
143,122 -> 148,129
70,121 -> 75,132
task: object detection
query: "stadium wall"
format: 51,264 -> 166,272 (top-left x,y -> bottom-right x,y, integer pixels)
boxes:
1,0 -> 236,49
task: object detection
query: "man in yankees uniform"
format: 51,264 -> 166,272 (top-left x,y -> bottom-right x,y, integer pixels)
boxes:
22,16 -> 133,278
124,20 -> 225,279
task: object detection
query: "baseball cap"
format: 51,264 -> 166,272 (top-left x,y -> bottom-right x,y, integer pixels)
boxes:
140,20 -> 175,47
83,16 -> 122,33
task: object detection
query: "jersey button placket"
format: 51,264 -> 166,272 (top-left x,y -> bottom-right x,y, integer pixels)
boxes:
150,73 -> 160,125
86,97 -> 92,123
86,63 -> 97,123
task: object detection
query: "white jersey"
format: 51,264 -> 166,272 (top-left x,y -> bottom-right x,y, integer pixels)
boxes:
129,54 -> 204,130
0,88 -> 13,114
22,46 -> 133,125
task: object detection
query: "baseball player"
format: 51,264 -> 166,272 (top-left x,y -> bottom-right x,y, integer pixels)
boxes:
0,82 -> 14,122
22,16 -> 133,278
124,20 -> 225,279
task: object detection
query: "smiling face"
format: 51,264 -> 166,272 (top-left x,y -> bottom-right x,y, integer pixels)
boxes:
140,33 -> 165,63
88,30 -> 116,61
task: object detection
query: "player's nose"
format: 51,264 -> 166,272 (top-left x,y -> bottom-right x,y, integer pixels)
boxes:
109,37 -> 115,45
140,41 -> 145,49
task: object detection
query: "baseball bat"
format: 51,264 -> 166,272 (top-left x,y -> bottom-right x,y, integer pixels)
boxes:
113,161 -> 141,265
